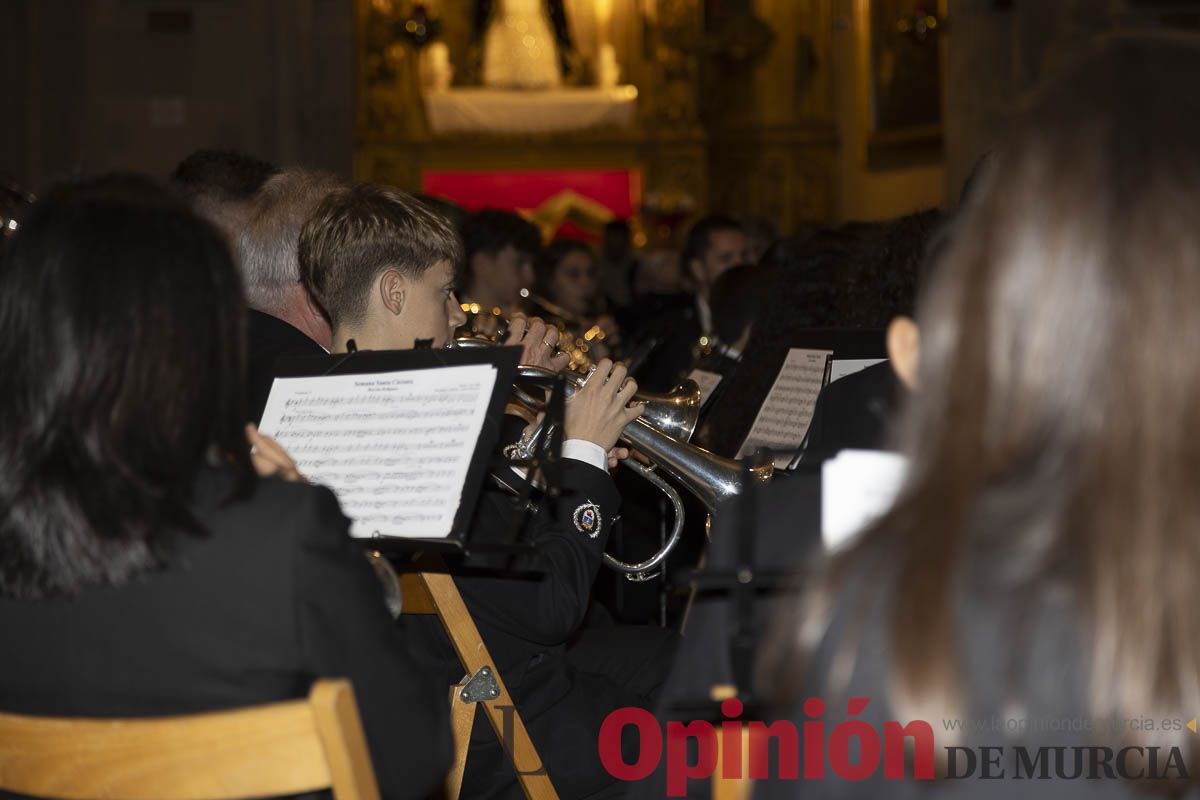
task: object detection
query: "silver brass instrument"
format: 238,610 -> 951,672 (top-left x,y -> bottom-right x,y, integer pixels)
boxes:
496,362 -> 773,581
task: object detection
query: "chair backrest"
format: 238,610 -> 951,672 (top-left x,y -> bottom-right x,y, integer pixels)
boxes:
0,678 -> 379,800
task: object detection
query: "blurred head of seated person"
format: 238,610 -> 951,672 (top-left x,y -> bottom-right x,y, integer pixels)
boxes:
0,174 -> 451,797
236,167 -> 344,423
535,238 -> 621,360
738,214 -> 778,266
299,182 -> 467,353
169,148 -> 279,245
709,263 -> 768,357
536,238 -> 600,318
458,207 -> 541,316
632,248 -> 686,298
795,211 -> 945,462
682,214 -> 748,309
756,35 -> 1200,796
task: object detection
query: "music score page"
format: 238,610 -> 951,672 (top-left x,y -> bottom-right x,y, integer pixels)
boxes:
259,365 -> 497,539
737,348 -> 832,468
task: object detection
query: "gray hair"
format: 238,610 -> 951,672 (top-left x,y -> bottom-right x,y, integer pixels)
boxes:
235,168 -> 344,314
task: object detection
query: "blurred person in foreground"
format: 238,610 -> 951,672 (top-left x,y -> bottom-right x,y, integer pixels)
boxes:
754,34 -> 1200,799
0,174 -> 451,799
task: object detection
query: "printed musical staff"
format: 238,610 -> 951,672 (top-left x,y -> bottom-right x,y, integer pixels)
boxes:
737,348 -> 833,469
259,365 -> 497,539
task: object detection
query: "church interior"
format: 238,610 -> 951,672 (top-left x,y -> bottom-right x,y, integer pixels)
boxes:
5,2 -> 1200,799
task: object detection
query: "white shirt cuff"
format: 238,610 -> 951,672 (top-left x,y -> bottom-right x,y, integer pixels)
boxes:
562,439 -> 608,472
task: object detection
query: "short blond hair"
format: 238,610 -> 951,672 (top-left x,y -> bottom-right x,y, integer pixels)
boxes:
299,183 -> 463,327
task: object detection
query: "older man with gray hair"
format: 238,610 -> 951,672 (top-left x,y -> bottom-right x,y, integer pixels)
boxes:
236,167 -> 344,423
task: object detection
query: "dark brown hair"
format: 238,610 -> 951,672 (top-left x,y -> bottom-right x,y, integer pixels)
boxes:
0,174 -> 254,598
298,182 -> 464,328
763,33 -> 1200,763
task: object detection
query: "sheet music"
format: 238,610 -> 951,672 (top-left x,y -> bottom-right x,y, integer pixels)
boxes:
687,368 -> 723,406
828,358 -> 887,384
821,449 -> 908,551
259,365 -> 497,539
737,348 -> 832,468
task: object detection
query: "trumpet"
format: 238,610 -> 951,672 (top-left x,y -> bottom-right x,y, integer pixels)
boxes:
475,354 -> 773,580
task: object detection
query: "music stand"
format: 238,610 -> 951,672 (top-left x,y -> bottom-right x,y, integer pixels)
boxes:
267,345 -> 562,797
268,345 -> 525,556
712,328 -> 888,460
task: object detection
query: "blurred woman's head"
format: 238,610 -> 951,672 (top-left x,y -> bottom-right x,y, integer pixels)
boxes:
765,34 -> 1200,759
0,174 -> 253,599
537,238 -> 599,316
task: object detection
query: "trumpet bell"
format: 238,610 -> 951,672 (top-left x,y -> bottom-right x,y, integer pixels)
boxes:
635,380 -> 702,444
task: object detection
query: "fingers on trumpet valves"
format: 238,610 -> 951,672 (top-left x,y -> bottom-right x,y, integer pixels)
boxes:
506,315 -> 528,341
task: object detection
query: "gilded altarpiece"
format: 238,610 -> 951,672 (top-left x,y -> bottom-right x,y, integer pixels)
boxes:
354,0 -> 837,239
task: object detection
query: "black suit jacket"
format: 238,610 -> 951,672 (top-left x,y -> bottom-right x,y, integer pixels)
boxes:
246,310 -> 326,424
0,471 -> 452,800
400,459 -> 625,796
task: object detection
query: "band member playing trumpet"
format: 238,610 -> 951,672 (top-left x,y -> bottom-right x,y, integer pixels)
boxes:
532,238 -> 622,368
299,183 -> 679,799
458,208 -> 541,338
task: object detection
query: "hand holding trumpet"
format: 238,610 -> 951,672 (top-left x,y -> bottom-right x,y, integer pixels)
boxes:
565,358 -> 644,453
503,314 -> 571,373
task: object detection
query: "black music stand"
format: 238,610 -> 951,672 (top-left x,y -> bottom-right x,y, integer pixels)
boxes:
268,345 -> 530,556
712,328 -> 888,461
269,346 -> 564,796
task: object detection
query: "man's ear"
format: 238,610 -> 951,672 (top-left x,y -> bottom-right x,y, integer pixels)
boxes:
886,315 -> 920,390
687,258 -> 705,289
379,269 -> 406,316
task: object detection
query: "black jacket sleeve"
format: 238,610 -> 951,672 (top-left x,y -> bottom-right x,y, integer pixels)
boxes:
456,459 -> 621,646
291,486 -> 452,800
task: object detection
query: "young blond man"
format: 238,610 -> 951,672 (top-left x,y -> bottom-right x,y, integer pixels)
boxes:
299,183 -> 678,799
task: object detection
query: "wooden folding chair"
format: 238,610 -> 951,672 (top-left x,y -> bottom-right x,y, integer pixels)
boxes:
0,679 -> 377,800
400,556 -> 558,800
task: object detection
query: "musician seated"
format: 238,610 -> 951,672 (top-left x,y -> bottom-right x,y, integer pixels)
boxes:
534,238 -> 622,361
234,167 -> 346,424
299,183 -> 680,799
694,263 -> 767,378
756,36 -> 1200,798
458,208 -> 542,332
0,174 -> 451,800
629,214 -> 749,392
